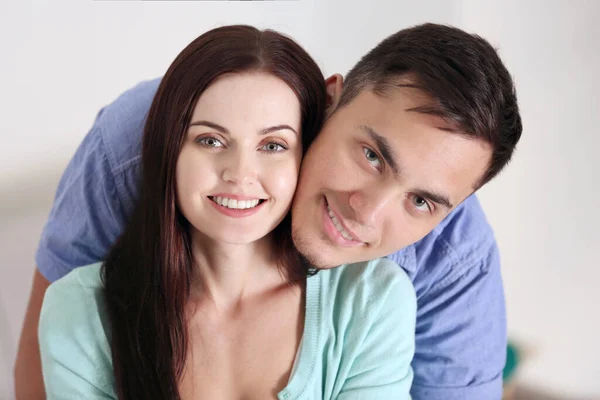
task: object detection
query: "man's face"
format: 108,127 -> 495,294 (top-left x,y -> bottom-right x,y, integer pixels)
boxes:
291,85 -> 492,268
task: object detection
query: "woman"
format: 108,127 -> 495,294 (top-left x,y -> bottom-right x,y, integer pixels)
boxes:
38,25 -> 416,399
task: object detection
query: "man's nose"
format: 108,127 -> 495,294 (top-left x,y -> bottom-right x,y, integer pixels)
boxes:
221,152 -> 257,185
348,184 -> 397,226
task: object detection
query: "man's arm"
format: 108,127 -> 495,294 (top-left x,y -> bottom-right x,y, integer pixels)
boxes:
14,123 -> 126,398
410,242 -> 506,400
14,269 -> 51,400
13,79 -> 156,397
14,129 -> 127,396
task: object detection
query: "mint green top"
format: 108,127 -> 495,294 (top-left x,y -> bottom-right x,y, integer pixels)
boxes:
39,259 -> 416,399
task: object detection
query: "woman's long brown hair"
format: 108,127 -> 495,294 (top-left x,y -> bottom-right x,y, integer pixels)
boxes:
101,25 -> 326,399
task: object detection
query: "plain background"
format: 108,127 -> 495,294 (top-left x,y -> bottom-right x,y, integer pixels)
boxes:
0,0 -> 598,399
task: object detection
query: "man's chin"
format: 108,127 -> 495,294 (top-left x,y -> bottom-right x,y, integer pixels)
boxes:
292,230 -> 337,269
296,241 -> 376,270
296,244 -> 331,269
301,252 -> 338,270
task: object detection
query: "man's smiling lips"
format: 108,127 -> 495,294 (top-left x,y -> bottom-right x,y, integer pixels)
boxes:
321,196 -> 364,247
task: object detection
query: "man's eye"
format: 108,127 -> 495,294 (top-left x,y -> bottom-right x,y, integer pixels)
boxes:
363,147 -> 382,170
261,142 -> 287,152
197,137 -> 224,148
412,195 -> 431,213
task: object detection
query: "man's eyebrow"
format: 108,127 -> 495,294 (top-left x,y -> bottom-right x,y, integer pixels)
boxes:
188,121 -> 297,136
360,125 -> 454,210
413,188 -> 453,210
360,125 -> 399,174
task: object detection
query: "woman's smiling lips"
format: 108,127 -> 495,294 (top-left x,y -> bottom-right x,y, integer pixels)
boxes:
208,193 -> 267,218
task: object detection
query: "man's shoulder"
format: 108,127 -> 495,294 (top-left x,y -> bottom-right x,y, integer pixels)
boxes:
94,78 -> 161,171
390,194 -> 499,285
430,194 -> 497,266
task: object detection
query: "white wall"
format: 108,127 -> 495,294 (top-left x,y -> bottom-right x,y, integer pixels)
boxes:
0,0 -> 455,188
1,0 -> 598,399
460,0 -> 600,398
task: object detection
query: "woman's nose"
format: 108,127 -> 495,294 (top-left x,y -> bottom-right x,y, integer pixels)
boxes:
221,153 -> 257,185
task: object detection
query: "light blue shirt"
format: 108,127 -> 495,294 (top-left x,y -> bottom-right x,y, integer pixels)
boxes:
36,78 -> 507,399
39,260 -> 416,399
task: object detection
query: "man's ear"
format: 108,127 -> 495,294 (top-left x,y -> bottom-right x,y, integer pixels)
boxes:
325,74 -> 344,119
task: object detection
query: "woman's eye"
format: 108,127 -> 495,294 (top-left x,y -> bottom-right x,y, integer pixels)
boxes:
363,147 -> 382,170
197,137 -> 224,148
261,142 -> 287,152
412,195 -> 432,213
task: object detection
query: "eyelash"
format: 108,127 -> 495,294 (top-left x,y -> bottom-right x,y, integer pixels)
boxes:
260,141 -> 288,153
410,195 -> 433,214
362,147 -> 383,172
196,136 -> 224,148
195,136 -> 288,153
360,145 -> 435,214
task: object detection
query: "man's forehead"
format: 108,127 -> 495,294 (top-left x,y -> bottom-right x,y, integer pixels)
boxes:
350,80 -> 464,135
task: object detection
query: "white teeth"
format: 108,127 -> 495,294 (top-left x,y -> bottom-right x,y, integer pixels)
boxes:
211,197 -> 261,210
327,205 -> 354,240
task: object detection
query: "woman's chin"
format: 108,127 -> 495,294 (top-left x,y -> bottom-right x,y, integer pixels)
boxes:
191,229 -> 272,247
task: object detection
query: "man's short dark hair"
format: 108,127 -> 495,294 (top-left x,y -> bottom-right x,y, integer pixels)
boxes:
339,23 -> 522,188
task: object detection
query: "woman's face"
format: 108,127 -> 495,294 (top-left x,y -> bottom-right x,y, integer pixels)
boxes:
176,72 -> 303,245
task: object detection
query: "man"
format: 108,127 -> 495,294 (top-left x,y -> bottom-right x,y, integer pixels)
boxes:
15,23 -> 521,399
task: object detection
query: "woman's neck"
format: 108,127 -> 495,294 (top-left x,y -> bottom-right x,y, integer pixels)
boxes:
188,231 -> 288,311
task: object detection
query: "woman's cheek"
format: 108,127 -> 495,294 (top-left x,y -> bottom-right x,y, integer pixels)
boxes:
272,163 -> 300,202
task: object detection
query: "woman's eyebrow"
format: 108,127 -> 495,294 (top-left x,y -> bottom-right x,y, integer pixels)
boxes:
188,121 -> 297,136
258,125 -> 298,136
189,120 -> 229,134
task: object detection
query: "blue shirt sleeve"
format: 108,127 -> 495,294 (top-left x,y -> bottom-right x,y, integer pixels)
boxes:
35,79 -> 158,282
410,242 -> 506,400
34,78 -> 162,282
35,120 -> 134,282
